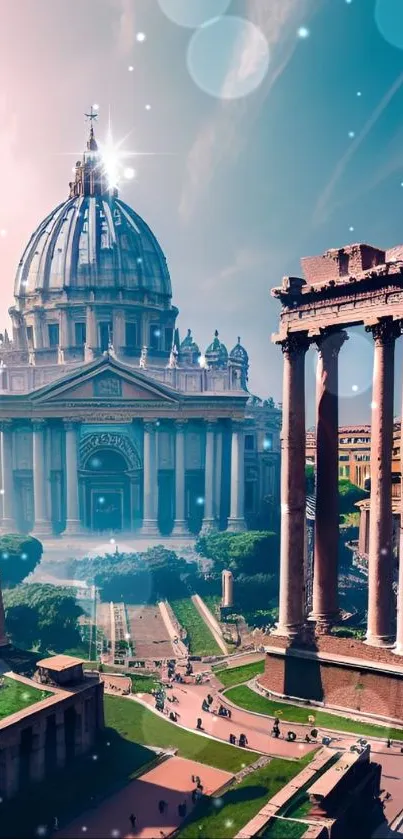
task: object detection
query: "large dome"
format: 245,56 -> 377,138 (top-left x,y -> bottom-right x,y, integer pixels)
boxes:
15,194 -> 172,300
14,118 -> 171,303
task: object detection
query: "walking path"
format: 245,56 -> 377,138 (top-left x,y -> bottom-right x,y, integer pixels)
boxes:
135,678 -> 403,826
58,755 -> 232,839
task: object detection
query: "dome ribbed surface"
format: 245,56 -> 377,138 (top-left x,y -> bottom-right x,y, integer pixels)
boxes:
15,195 -> 171,299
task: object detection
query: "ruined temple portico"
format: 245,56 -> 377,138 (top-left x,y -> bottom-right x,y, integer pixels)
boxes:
272,242 -> 403,653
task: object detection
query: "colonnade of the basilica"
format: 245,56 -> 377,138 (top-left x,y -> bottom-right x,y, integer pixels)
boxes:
0,418 -> 247,538
277,319 -> 403,653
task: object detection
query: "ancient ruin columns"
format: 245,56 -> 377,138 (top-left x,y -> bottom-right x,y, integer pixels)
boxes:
0,420 -> 16,532
312,330 -> 347,631
396,367 -> 403,656
366,320 -> 400,647
277,335 -> 309,638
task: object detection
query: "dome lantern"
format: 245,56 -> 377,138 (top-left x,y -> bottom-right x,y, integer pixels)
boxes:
69,107 -> 115,200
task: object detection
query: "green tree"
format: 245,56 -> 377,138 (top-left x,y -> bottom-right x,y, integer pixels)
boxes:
338,479 -> 367,515
196,531 -> 278,576
0,535 -> 43,588
3,584 -> 82,652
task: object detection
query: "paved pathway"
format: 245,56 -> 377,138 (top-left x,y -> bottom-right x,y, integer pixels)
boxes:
58,756 -> 232,839
136,680 -> 403,826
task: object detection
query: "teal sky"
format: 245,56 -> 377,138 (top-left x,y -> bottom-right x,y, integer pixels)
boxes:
1,0 -> 403,423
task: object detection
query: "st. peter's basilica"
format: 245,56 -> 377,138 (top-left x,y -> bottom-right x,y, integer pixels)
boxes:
0,119 -> 280,539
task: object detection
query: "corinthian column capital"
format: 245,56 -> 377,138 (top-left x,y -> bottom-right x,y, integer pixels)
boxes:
280,333 -> 311,356
315,329 -> 348,358
366,319 -> 401,346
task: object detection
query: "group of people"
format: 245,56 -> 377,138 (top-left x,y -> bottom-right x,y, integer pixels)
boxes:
229,732 -> 248,747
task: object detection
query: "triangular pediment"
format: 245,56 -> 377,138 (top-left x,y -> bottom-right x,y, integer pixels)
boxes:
30,354 -> 180,405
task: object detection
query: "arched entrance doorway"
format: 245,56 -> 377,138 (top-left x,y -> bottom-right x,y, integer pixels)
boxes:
80,448 -> 137,533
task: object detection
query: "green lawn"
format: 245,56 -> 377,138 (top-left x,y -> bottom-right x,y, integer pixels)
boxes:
130,672 -> 160,694
171,599 -> 222,656
177,754 -> 314,839
0,675 -> 50,720
225,685 -> 403,741
105,695 -> 259,772
214,660 -> 265,688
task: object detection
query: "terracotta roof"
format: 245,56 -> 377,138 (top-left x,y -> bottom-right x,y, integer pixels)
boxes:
37,654 -> 84,672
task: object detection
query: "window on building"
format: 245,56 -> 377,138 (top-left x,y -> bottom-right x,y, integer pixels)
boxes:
26,326 -> 34,348
48,324 -> 59,347
149,323 -> 161,350
125,322 -> 137,348
339,252 -> 349,276
99,322 -> 112,352
75,322 -> 86,346
263,433 -> 273,451
165,327 -> 174,351
245,434 -> 255,451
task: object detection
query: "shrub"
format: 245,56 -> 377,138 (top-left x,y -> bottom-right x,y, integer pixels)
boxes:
3,583 -> 82,652
196,530 -> 279,576
0,535 -> 43,588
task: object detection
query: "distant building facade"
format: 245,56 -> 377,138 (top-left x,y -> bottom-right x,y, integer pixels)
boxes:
0,119 -> 280,539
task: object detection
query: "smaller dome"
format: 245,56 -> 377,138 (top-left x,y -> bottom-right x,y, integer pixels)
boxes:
230,337 -> 249,365
205,330 -> 228,368
180,328 -> 199,354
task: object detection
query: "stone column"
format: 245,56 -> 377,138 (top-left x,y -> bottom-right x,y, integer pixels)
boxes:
141,421 -> 159,536
277,335 -> 309,638
113,309 -> 125,353
32,420 -> 52,536
30,720 -> 46,783
227,421 -> 246,532
312,330 -> 347,631
4,743 -> 20,798
64,421 -> 82,535
0,420 -> 16,532
59,309 -> 70,349
396,365 -> 403,655
0,577 -> 7,646
85,305 -> 97,361
214,424 -> 223,524
172,421 -> 188,536
366,320 -> 400,647
202,421 -> 217,532
33,310 -> 44,349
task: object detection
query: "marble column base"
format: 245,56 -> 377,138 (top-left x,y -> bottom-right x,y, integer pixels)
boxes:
310,610 -> 339,635
365,632 -> 395,649
140,520 -> 160,537
272,622 -> 304,641
64,520 -> 84,537
227,517 -> 247,533
32,521 -> 54,538
171,520 -> 190,537
200,518 -> 217,534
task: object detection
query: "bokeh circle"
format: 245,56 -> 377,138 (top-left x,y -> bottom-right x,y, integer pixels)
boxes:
187,16 -> 270,100
158,0 -> 231,29
375,0 -> 403,50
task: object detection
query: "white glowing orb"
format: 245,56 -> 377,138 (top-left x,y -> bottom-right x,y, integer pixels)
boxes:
352,384 -> 359,392
357,90 -> 362,96
0,229 -> 6,237
198,354 -> 206,367
125,632 -> 131,640
145,104 -> 151,110
371,401 -> 378,410
349,226 -> 354,232
348,130 -> 355,138
128,65 -> 134,72
93,103 -> 100,110
0,489 -> 4,495
109,538 -> 115,544
196,496 -> 205,506
136,32 -> 146,42
297,26 -> 310,38
124,166 -> 136,179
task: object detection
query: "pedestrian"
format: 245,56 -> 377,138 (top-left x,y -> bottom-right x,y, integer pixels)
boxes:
158,800 -> 167,814
196,717 -> 203,730
387,738 -> 391,748
191,774 -> 195,783
53,817 -> 59,832
129,813 -> 136,830
195,775 -> 200,787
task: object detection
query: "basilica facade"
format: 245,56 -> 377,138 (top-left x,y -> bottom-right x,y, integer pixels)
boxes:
0,120 -> 280,539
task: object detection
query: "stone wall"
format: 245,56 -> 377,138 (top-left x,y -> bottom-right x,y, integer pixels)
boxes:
260,637 -> 403,720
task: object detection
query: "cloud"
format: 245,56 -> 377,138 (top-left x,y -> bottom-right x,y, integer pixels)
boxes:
179,0 -> 318,221
314,71 -> 403,224
201,247 -> 271,296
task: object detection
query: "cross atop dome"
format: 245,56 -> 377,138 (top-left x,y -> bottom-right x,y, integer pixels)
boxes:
69,109 -> 115,199
85,106 -> 99,152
